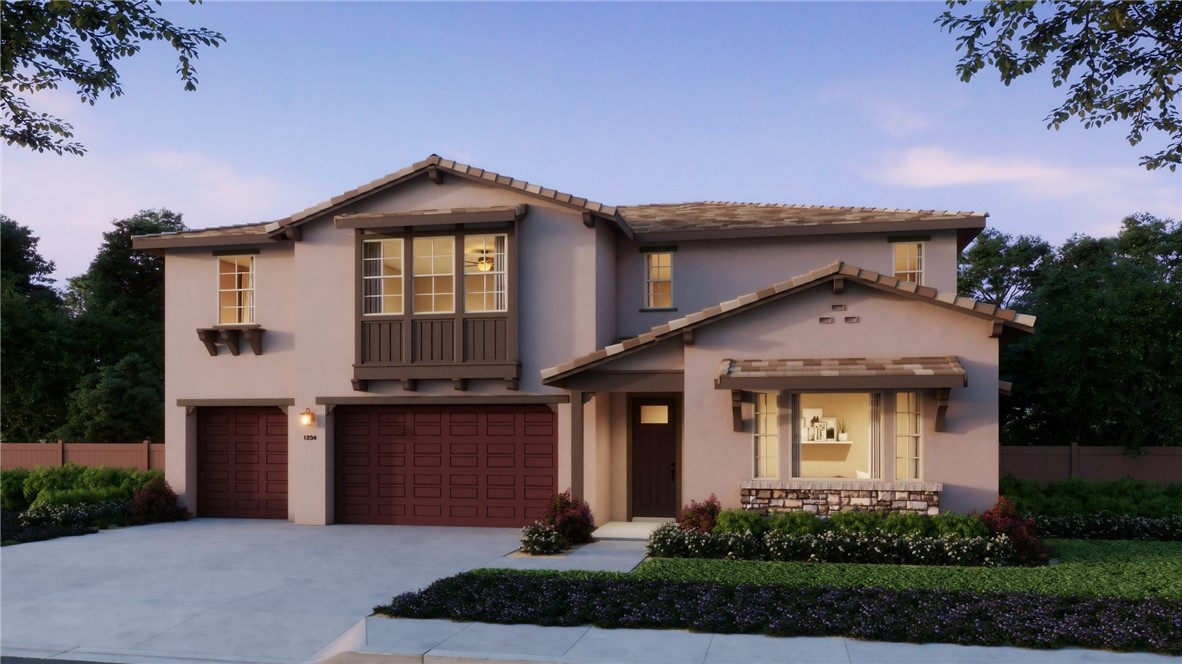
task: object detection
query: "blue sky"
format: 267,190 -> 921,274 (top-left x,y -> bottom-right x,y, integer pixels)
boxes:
3,1 -> 1179,285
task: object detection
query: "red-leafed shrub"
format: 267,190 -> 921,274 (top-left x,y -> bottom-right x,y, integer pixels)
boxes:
677,494 -> 721,534
131,477 -> 190,524
983,496 -> 1052,566
541,489 -> 596,545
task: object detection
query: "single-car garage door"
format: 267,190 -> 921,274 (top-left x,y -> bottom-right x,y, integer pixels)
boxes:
197,407 -> 288,519
334,404 -> 556,526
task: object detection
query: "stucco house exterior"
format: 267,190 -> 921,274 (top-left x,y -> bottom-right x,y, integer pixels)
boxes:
133,154 -> 1034,527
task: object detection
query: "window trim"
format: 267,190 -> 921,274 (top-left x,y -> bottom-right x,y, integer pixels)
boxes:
462,233 -> 509,313
362,237 -> 405,316
753,392 -> 779,479
644,251 -> 673,309
894,391 -> 922,481
411,235 -> 456,315
789,391 -> 882,481
216,254 -> 255,325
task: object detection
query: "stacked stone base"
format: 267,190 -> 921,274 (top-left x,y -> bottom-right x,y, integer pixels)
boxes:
740,480 -> 941,516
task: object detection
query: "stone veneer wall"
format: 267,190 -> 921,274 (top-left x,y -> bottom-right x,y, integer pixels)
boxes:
739,480 -> 942,516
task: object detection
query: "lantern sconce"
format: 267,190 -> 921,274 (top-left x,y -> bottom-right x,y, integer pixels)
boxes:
299,408 -> 316,427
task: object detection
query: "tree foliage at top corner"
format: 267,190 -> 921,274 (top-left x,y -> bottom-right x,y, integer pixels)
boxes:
0,0 -> 225,156
937,1 -> 1182,171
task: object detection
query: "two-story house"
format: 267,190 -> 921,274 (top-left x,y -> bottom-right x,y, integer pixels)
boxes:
133,155 -> 1033,526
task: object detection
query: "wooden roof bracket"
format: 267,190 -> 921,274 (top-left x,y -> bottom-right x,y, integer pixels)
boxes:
934,387 -> 951,432
731,390 -> 743,432
582,211 -> 596,229
832,276 -> 845,295
427,165 -> 444,184
283,226 -> 302,242
682,329 -> 695,345
351,378 -> 369,392
197,329 -> 219,356
989,321 -> 1004,338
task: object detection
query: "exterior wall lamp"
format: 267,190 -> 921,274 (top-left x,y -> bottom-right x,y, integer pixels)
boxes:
299,408 -> 316,427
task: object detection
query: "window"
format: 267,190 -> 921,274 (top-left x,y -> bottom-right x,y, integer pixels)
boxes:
895,392 -> 921,480
645,252 -> 673,308
893,242 -> 924,284
753,393 -> 779,479
412,236 -> 455,313
796,393 -> 875,479
217,255 -> 254,324
463,234 -> 507,312
362,239 -> 403,315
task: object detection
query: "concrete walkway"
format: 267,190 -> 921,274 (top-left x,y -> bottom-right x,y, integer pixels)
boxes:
2,519 -> 1178,663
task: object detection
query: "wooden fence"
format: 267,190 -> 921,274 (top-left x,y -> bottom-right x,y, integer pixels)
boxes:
1000,444 -> 1182,485
0,441 -> 165,472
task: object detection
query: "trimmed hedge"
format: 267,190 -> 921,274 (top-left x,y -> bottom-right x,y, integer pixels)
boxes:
647,522 -> 1015,567
710,508 -> 988,539
376,570 -> 1182,655
1036,513 -> 1182,541
1001,476 -> 1182,518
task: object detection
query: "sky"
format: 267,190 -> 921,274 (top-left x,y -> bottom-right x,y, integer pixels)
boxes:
3,1 -> 1179,286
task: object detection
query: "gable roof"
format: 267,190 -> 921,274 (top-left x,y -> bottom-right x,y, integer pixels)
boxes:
540,261 -> 1035,385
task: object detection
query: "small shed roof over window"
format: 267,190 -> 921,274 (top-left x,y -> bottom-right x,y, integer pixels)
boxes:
714,356 -> 967,390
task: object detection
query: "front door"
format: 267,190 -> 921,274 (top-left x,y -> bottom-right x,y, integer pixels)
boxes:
631,397 -> 678,518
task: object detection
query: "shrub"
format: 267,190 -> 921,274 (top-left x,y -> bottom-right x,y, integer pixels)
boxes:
540,489 -> 595,546
714,508 -> 769,536
20,500 -> 129,528
0,468 -> 32,512
767,510 -> 823,535
1001,475 -> 1182,518
881,511 -> 934,537
1035,513 -> 1182,541
131,477 -> 189,524
931,512 -> 990,539
78,466 -> 161,495
676,494 -> 721,533
827,509 -> 885,534
22,463 -> 87,505
520,521 -> 565,555
29,486 -> 129,510
982,497 -> 1051,566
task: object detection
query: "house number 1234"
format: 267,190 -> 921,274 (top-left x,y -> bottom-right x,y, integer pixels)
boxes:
303,435 -> 318,441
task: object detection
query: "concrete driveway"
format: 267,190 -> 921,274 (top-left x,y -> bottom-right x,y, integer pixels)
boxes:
0,518 -> 526,663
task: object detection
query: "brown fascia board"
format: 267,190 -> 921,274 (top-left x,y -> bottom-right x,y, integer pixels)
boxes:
631,216 -> 987,243
315,394 -> 569,405
132,233 -> 287,250
714,373 -> 967,391
335,205 -> 528,230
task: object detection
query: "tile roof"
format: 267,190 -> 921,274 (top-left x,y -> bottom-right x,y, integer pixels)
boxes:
617,202 -> 986,234
540,261 -> 1035,384
130,221 -> 273,249
720,357 -> 967,381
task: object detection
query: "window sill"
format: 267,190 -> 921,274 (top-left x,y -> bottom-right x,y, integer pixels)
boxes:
197,326 -> 265,356
741,479 -> 942,492
639,307 -> 678,313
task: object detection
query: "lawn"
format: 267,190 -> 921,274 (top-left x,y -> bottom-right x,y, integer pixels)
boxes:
376,539 -> 1182,654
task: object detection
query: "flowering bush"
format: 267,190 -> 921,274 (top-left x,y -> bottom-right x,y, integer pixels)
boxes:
377,571 -> 1182,654
648,521 -> 1014,566
20,500 -> 129,528
520,521 -> 565,555
540,489 -> 596,545
131,477 -> 190,524
676,494 -> 720,533
983,497 -> 1052,566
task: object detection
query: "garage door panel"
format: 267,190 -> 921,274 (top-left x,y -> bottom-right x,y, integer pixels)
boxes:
198,407 -> 288,519
334,404 -> 556,526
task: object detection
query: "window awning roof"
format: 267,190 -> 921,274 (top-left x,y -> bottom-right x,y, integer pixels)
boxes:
714,356 -> 967,390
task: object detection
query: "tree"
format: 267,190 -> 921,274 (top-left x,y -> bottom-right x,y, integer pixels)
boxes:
1,214 -> 58,300
958,227 -> 1052,309
1,0 -> 225,156
937,1 -> 1182,171
57,353 -> 163,441
1000,214 -> 1182,449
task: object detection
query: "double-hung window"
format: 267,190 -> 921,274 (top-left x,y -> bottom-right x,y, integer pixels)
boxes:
463,234 -> 507,312
892,241 -> 924,284
753,392 -> 779,479
217,255 -> 255,324
412,236 -> 455,314
895,392 -> 922,480
362,239 -> 404,315
644,251 -> 673,308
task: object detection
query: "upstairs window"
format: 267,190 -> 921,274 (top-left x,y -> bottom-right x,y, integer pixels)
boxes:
217,255 -> 254,325
893,241 -> 924,284
753,392 -> 779,479
645,251 -> 673,308
412,236 -> 455,313
463,234 -> 507,312
362,239 -> 404,315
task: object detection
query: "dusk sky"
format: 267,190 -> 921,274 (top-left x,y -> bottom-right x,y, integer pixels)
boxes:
3,1 -> 1179,285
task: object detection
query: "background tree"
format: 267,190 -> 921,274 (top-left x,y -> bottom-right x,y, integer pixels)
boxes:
1000,214 -> 1182,449
958,227 -> 1052,309
0,216 -> 80,440
938,1 -> 1182,171
1,0 -> 225,156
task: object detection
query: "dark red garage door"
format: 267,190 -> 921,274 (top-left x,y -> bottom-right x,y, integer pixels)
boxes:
334,404 -> 556,526
197,407 -> 288,519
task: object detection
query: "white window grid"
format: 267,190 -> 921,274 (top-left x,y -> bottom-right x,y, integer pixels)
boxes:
753,392 -> 779,479
362,238 -> 404,315
412,236 -> 455,314
893,242 -> 924,284
463,234 -> 507,313
645,252 -> 673,308
217,255 -> 254,325
895,391 -> 921,480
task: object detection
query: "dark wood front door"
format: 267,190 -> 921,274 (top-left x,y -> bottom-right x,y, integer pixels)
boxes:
631,397 -> 678,518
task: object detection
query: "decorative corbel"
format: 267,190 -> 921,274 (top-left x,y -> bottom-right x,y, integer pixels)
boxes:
832,276 -> 845,295
196,329 -> 219,356
934,388 -> 951,432
989,321 -> 1004,338
427,165 -> 444,184
682,329 -> 695,345
452,378 -> 468,391
505,377 -> 519,391
242,328 -> 265,355
217,329 -> 241,356
284,226 -> 302,242
351,378 -> 369,392
731,390 -> 743,433
400,378 -> 418,392
582,211 -> 596,229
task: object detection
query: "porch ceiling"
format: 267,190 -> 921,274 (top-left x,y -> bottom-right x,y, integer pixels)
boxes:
714,356 -> 967,390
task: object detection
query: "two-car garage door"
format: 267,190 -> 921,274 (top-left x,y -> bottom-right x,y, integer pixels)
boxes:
334,404 -> 557,527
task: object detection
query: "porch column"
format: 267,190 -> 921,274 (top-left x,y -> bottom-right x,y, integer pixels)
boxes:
570,390 -> 584,499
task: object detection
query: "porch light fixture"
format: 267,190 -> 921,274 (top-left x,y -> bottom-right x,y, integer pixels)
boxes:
299,408 -> 315,427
